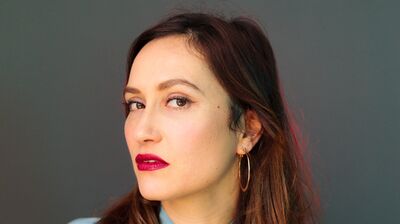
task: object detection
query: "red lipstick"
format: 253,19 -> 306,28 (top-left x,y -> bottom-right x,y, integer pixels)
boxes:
135,154 -> 169,171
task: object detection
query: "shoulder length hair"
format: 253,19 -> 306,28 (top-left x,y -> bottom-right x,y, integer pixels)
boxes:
98,11 -> 320,224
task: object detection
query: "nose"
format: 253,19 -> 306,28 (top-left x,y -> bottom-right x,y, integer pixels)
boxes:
125,106 -> 162,145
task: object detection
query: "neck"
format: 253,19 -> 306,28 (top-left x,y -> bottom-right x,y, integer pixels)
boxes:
161,164 -> 239,224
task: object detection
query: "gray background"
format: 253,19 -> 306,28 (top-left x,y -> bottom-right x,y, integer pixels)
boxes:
1,0 -> 399,223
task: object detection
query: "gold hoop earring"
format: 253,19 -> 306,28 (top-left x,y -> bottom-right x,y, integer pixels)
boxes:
238,149 -> 251,192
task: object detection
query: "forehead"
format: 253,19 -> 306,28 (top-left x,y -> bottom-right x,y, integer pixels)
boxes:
127,35 -> 216,92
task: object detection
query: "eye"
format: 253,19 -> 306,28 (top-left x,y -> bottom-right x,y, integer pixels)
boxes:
167,96 -> 192,109
126,100 -> 145,111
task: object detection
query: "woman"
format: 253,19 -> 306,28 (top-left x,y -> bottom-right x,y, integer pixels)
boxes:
70,11 -> 319,224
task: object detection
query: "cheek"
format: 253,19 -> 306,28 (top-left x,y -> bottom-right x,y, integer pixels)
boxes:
124,115 -> 138,159
171,109 -> 219,151
168,107 -> 236,182
124,117 -> 133,148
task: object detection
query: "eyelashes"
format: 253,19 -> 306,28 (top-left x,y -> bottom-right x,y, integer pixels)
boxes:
122,96 -> 193,112
167,96 -> 192,108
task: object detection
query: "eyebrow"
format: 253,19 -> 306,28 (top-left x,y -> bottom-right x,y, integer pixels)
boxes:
123,78 -> 204,97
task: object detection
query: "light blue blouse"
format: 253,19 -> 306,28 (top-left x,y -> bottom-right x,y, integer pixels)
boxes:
67,217 -> 100,224
67,207 -> 173,224
159,206 -> 174,224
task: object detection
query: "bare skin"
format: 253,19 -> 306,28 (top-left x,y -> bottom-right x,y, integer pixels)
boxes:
124,35 -> 261,224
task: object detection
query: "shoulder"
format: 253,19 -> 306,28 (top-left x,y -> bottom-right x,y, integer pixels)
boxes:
67,217 -> 100,224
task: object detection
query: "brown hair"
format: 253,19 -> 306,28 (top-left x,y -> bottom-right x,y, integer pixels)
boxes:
98,11 -> 320,224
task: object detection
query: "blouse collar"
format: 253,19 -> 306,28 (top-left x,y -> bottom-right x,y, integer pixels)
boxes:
159,206 -> 234,224
159,206 -> 174,224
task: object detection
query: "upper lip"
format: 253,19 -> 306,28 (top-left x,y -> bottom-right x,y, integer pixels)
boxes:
135,153 -> 169,164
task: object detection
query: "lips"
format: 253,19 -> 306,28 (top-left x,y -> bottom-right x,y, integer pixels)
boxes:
135,153 -> 169,171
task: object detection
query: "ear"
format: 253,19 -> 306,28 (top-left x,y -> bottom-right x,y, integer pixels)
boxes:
236,109 -> 263,155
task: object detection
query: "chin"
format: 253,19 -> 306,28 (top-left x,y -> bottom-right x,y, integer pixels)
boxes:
137,179 -> 171,201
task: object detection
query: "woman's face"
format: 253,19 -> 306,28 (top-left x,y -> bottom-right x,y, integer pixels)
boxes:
124,35 -> 241,201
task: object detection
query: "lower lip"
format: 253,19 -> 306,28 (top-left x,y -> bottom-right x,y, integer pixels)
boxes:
137,162 -> 169,171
